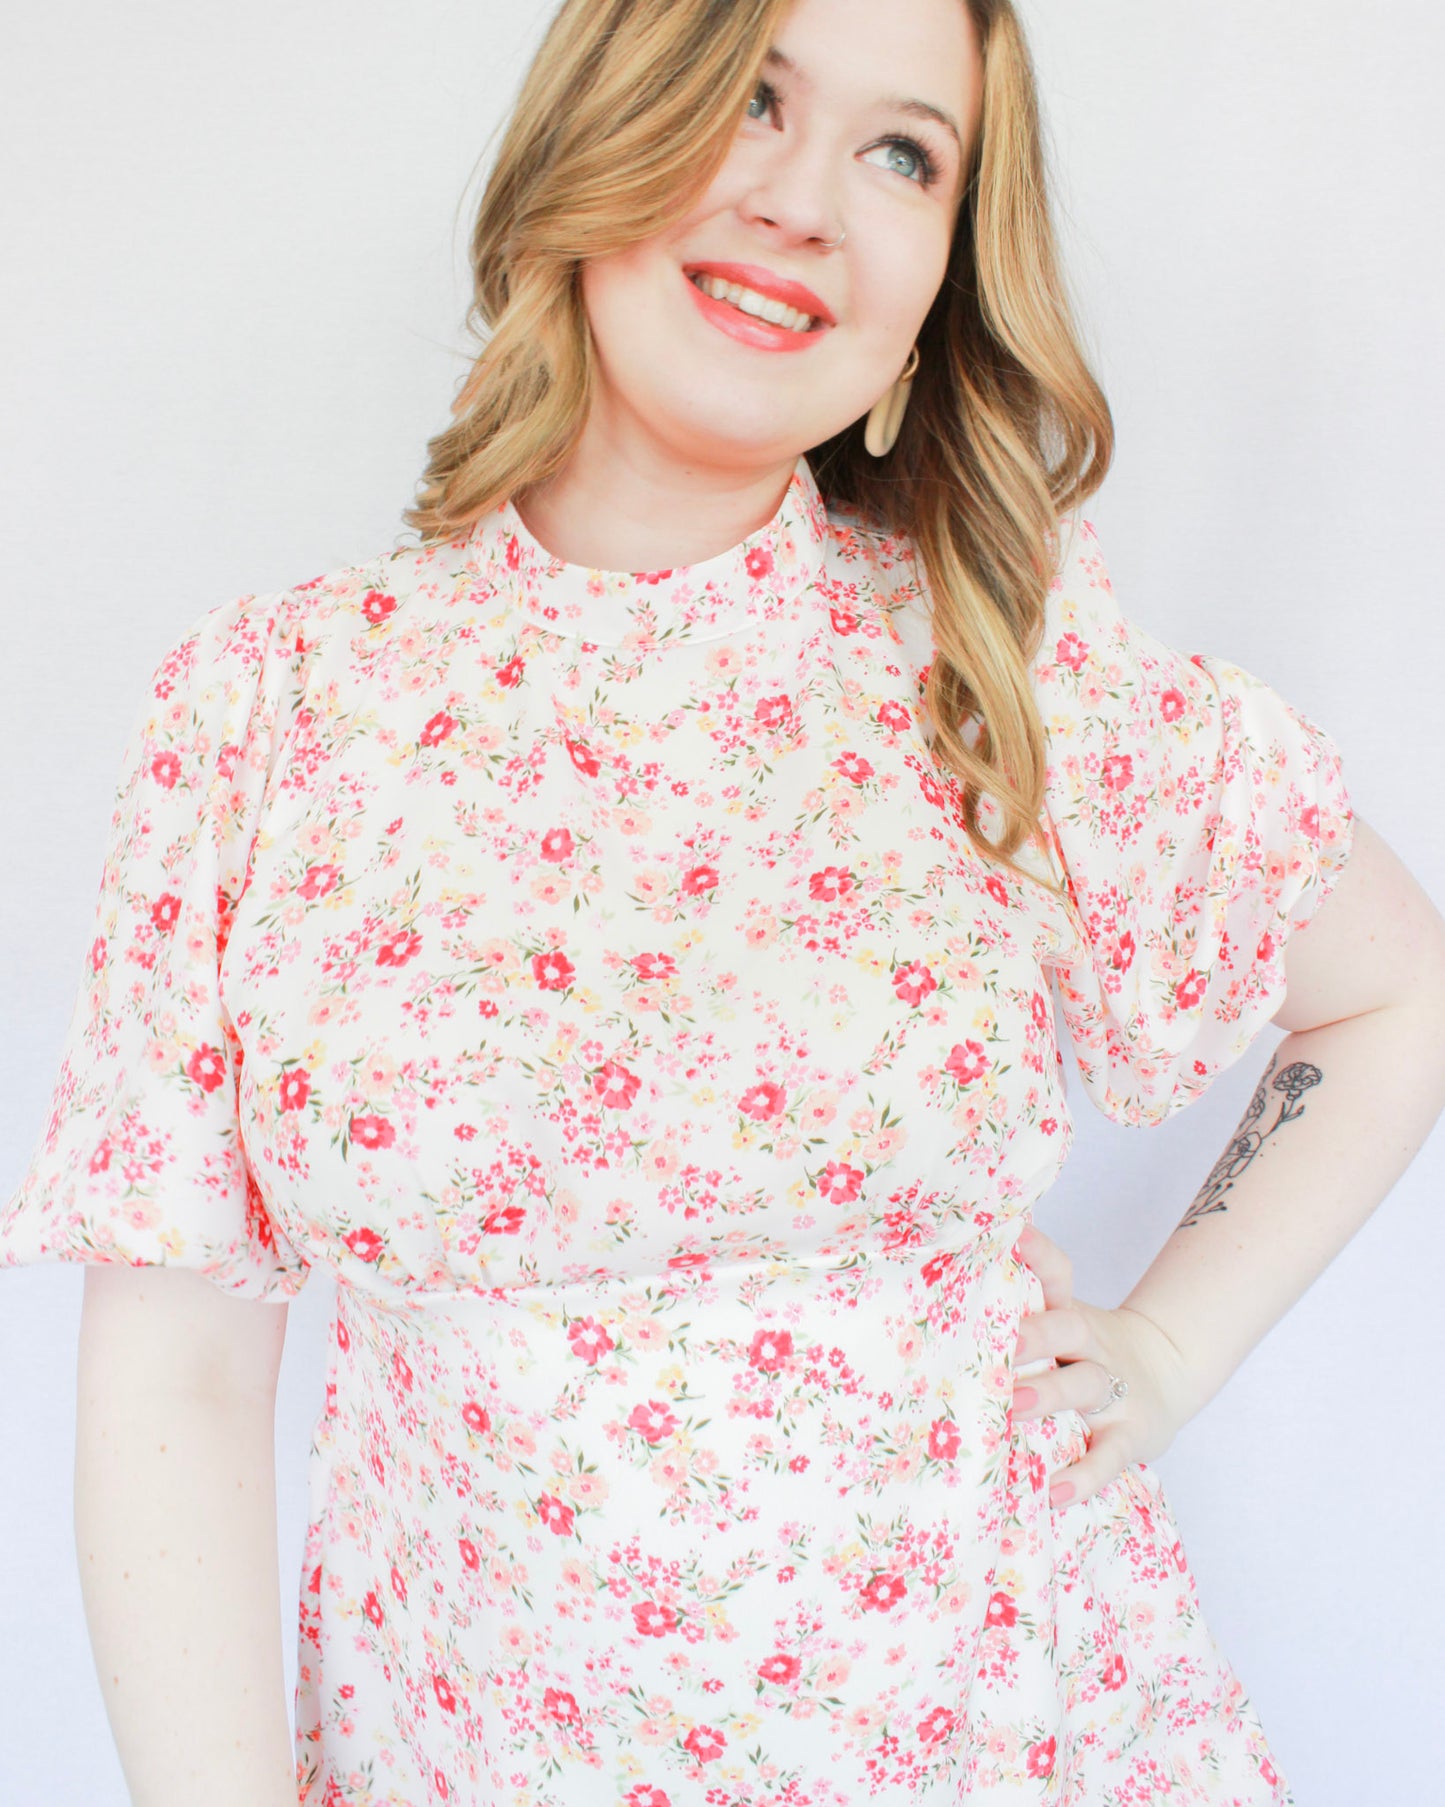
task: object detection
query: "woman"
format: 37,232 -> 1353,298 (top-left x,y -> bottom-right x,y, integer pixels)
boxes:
4,0 -> 1443,1802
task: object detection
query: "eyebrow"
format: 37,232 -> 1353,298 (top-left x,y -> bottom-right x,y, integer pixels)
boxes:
762,47 -> 964,157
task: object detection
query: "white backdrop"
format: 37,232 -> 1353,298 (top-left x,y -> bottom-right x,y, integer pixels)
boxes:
2,3 -> 1441,1801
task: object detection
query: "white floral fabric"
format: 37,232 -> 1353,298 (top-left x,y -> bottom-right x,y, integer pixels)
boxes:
2,456 -> 1352,1804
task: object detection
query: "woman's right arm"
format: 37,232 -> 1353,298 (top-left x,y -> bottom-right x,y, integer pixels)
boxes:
75,1264 -> 300,1807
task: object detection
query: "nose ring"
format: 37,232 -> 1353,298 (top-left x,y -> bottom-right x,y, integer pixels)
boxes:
822,229 -> 846,250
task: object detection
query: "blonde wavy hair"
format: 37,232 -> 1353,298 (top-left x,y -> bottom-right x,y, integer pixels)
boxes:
403,0 -> 1113,889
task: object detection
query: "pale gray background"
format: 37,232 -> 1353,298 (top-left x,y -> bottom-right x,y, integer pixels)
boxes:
2,2 -> 1441,1801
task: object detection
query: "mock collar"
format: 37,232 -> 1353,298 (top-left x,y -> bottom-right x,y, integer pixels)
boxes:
464,454 -> 831,648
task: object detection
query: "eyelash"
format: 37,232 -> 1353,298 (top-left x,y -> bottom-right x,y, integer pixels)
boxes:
745,79 -> 941,189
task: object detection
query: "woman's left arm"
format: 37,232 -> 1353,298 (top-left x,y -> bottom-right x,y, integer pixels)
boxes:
1014,812 -> 1445,1509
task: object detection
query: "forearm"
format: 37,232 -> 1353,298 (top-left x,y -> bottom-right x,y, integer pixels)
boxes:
74,1380 -> 298,1807
1121,1000 -> 1445,1416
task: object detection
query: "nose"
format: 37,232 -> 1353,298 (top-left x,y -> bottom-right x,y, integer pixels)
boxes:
737,125 -> 844,252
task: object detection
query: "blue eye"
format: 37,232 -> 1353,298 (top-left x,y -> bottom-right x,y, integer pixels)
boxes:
744,79 -> 941,189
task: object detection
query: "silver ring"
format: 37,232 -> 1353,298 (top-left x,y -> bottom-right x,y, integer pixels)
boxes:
822,228 -> 846,250
1083,1370 -> 1129,1416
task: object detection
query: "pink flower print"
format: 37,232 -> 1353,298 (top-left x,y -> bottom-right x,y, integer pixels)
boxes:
150,748 -> 181,789
349,1114 -> 395,1151
1101,752 -> 1134,793
916,1706 -> 957,1746
739,1079 -> 786,1122
683,1724 -> 726,1762
151,891 -> 181,933
505,533 -> 521,570
748,1327 -> 793,1372
893,960 -> 937,1007
919,1254 -> 954,1293
1056,631 -> 1089,673
859,1573 -> 907,1613
461,1400 -> 491,1435
808,865 -> 855,902
533,948 -> 575,990
1030,990 -> 1050,1030
632,950 -> 677,981
392,1352 -> 413,1393
299,863 -> 340,900
754,693 -> 793,728
745,546 -> 775,578
623,1790 -> 672,1807
629,1400 -> 679,1445
458,1539 -> 480,1571
680,863 -> 718,896
496,654 -> 524,688
758,1652 -> 802,1686
567,737 -> 601,777
667,1250 -> 710,1271
984,1591 -> 1017,1628
816,1160 -> 864,1205
985,874 -> 1009,908
568,1316 -> 615,1364
1174,969 -> 1206,1010
915,767 -> 946,809
926,1417 -> 961,1461
944,1041 -> 988,1086
537,1492 -> 577,1536
339,1221 -> 381,1264
544,1687 -> 583,1727
876,699 -> 911,732
834,751 -> 874,784
186,1044 -> 227,1093
420,709 -> 458,746
1026,1736 -> 1057,1778
1101,1653 -> 1127,1691
632,1599 -> 679,1637
1101,927 -> 1136,977
362,1590 -> 384,1627
829,606 -> 860,636
375,927 -> 422,967
540,826 -> 574,861
279,1068 -> 311,1111
482,1203 -> 526,1234
390,1564 -> 408,1604
89,935 -> 106,973
593,1060 -> 641,1110
432,1673 -> 459,1714
1159,686 -> 1186,722
360,588 -> 397,625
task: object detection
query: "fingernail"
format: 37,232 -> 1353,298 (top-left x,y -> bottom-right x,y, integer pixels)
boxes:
1050,1480 -> 1075,1508
1013,1386 -> 1038,1411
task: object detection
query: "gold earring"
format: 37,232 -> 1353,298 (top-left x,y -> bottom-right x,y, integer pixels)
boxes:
863,345 -> 921,457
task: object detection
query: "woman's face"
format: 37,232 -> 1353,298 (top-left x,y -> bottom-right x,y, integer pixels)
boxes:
579,0 -> 983,473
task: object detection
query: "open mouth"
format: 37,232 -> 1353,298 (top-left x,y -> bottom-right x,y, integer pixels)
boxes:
686,270 -> 824,335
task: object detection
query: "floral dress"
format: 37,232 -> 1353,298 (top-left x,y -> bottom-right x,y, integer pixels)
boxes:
1,455 -> 1353,1805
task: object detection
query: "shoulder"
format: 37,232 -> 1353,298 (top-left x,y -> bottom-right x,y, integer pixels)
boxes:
152,530 -> 471,692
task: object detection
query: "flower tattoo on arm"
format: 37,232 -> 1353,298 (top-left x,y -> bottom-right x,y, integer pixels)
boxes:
1178,1052 -> 1324,1229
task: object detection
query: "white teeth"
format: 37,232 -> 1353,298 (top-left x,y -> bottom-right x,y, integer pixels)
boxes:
690,272 -> 816,333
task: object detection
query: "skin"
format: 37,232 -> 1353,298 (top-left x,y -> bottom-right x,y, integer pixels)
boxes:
516,0 -> 981,571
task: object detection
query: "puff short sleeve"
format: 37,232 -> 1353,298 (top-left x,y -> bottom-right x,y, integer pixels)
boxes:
1035,516 -> 1355,1128
0,588 -> 312,1299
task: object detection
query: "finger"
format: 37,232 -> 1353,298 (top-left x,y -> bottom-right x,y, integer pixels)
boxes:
1015,1304 -> 1089,1369
1012,1356 -> 1112,1421
1049,1422 -> 1132,1509
1013,1223 -> 1072,1311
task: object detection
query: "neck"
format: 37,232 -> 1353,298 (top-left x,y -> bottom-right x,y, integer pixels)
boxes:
514,407 -> 800,573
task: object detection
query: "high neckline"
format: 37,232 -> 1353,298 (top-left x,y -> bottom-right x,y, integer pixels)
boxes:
464,454 -> 832,648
